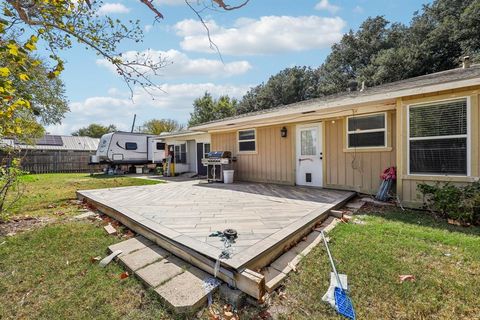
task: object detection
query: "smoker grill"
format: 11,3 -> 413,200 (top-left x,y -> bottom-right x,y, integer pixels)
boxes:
201,151 -> 233,182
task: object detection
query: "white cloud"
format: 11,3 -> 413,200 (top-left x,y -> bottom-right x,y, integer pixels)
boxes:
315,0 -> 340,14
46,83 -> 251,135
174,15 -> 346,55
96,49 -> 252,78
144,24 -> 153,32
98,3 -> 131,15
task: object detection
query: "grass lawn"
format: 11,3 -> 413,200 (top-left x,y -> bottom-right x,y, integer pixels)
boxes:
0,173 -> 173,319
271,206 -> 480,320
1,174 -> 479,319
7,173 -> 161,218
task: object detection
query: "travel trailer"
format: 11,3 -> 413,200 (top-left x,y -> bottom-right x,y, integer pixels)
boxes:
90,132 -> 165,170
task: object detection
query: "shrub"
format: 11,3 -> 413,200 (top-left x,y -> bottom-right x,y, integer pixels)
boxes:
417,181 -> 480,225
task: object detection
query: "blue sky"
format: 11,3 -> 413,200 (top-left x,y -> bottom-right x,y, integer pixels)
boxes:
47,0 -> 431,135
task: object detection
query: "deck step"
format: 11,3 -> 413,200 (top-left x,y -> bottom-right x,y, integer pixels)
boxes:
263,216 -> 340,292
108,237 -> 221,314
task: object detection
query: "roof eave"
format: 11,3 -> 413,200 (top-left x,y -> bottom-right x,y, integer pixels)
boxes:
190,78 -> 480,132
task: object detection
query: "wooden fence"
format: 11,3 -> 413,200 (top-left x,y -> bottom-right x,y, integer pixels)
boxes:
1,150 -> 103,174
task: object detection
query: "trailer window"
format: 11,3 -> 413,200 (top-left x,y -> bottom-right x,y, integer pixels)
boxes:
156,142 -> 165,150
125,142 -> 137,150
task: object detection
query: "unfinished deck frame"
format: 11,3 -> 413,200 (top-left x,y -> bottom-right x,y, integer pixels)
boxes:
78,181 -> 353,298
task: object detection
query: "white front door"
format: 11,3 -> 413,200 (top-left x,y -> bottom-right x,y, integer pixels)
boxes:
296,123 -> 323,187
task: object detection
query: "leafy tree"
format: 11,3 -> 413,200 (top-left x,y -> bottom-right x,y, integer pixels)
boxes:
1,0 -> 248,141
237,0 -> 480,114
237,66 -> 319,114
141,119 -> 184,135
189,92 -> 237,126
72,124 -> 117,138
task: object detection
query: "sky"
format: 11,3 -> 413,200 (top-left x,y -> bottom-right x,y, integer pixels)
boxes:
46,0 -> 432,135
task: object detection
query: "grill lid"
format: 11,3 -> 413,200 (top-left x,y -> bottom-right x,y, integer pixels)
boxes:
206,151 -> 232,158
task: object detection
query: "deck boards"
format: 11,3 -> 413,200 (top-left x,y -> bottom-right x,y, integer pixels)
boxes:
78,180 -> 353,270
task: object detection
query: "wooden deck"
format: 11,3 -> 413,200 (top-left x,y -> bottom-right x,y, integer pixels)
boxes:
78,180 -> 353,297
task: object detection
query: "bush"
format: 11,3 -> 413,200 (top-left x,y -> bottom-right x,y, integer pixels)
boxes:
418,181 -> 480,225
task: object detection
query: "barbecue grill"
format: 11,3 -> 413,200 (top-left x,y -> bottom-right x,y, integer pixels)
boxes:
202,151 -> 233,182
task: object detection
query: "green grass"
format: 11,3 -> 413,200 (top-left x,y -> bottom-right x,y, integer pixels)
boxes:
0,222 -> 177,320
273,207 -> 480,320
7,173 -> 161,218
2,174 -> 479,319
0,173 -> 175,319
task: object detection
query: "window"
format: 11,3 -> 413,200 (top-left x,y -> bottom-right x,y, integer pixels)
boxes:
300,129 -> 317,155
156,142 -> 165,150
125,142 -> 137,150
347,113 -> 387,148
238,129 -> 256,152
174,143 -> 187,164
204,143 -> 211,158
408,99 -> 468,175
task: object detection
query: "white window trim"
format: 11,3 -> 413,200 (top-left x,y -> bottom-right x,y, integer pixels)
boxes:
346,112 -> 387,149
238,128 -> 257,153
407,97 -> 471,177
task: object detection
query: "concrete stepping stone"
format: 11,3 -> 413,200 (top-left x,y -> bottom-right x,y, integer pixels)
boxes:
119,245 -> 169,272
136,256 -> 187,288
154,266 -> 219,314
107,236 -> 221,314
108,236 -> 153,257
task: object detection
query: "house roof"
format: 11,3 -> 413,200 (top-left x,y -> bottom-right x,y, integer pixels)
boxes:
190,64 -> 480,131
159,130 -> 208,139
1,135 -> 99,151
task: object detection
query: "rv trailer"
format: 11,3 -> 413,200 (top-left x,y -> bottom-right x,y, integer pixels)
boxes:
90,132 -> 165,172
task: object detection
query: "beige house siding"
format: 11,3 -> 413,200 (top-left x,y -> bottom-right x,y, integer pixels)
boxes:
323,112 -> 397,194
396,87 -> 480,206
209,86 -> 480,206
211,124 -> 295,184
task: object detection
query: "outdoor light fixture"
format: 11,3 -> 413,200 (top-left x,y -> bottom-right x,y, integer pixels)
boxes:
281,126 -> 288,138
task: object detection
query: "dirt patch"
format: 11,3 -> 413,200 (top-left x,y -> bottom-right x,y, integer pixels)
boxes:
0,216 -> 53,237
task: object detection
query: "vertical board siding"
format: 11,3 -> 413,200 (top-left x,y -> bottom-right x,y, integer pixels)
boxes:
211,124 -> 295,185
324,113 -> 397,194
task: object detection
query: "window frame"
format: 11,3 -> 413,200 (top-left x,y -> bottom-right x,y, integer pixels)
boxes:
407,97 -> 471,177
125,142 -> 137,150
346,112 -> 388,150
156,142 -> 165,150
174,143 -> 187,164
203,143 -> 211,158
237,128 -> 257,153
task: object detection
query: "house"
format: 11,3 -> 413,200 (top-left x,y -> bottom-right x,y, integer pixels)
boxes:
190,64 -> 480,206
0,135 -> 101,174
159,130 -> 211,175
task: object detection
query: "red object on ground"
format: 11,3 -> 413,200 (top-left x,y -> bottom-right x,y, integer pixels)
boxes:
380,167 -> 396,180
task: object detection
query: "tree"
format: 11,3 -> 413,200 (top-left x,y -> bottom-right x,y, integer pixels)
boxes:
189,92 -> 237,126
1,0 -> 249,141
237,66 -> 319,114
141,119 -> 184,135
237,0 -> 480,115
72,124 -> 117,138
